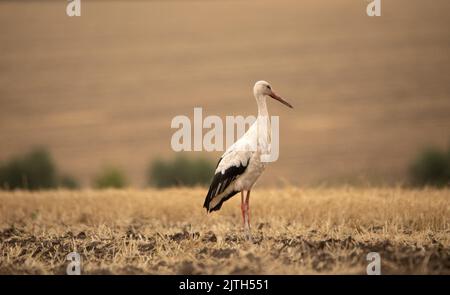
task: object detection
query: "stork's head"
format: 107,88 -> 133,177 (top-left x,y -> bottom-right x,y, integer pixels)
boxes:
253,80 -> 293,109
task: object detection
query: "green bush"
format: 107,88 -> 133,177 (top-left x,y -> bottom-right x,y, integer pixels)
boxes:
0,148 -> 81,191
409,147 -> 450,188
148,156 -> 215,188
0,148 -> 58,190
58,174 -> 80,190
94,166 -> 128,189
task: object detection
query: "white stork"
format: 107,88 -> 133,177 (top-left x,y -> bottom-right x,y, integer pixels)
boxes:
203,81 -> 293,239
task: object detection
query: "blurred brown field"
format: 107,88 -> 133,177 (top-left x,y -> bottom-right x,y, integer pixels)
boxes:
0,188 -> 449,274
1,0 -> 450,187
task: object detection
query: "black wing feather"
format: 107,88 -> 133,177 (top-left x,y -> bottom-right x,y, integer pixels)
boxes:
203,158 -> 248,213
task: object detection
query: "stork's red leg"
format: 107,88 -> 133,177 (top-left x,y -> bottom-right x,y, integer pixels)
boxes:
241,191 -> 245,226
243,190 -> 252,241
245,190 -> 251,228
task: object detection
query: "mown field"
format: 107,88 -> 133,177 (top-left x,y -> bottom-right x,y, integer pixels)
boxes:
0,188 -> 449,274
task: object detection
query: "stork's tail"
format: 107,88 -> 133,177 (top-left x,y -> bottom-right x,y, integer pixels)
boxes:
203,190 -> 239,213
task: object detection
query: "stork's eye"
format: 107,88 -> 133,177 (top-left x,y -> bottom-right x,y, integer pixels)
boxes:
267,85 -> 271,90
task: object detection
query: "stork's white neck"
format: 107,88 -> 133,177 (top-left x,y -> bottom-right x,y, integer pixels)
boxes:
256,94 -> 269,117
254,94 -> 271,152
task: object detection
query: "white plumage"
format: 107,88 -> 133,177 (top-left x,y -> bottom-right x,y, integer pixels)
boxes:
203,80 -> 293,238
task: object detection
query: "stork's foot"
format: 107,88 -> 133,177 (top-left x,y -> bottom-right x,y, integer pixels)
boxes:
243,223 -> 253,242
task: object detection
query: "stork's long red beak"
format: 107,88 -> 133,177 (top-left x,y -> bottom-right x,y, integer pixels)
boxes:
269,91 -> 293,109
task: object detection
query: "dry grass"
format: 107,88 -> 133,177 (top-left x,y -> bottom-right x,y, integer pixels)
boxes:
0,187 -> 449,274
